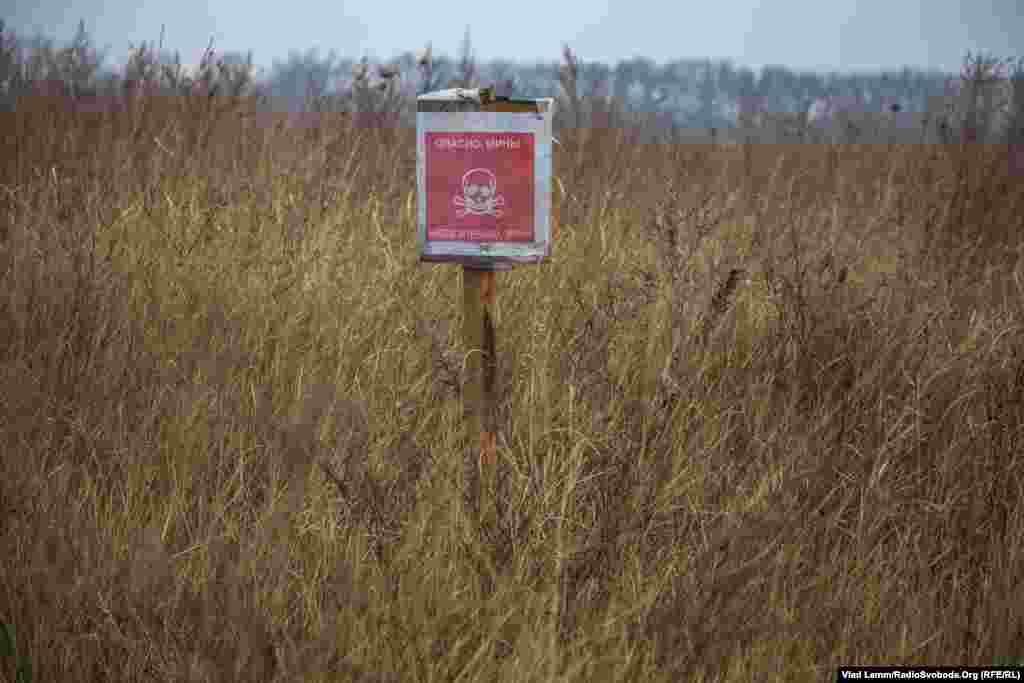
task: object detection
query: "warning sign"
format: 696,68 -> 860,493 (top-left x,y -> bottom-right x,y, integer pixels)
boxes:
416,88 -> 554,268
425,132 -> 534,243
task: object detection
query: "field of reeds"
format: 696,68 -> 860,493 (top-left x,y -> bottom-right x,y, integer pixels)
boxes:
2,37 -> 1024,683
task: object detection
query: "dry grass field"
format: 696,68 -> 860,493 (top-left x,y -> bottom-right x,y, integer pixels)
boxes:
1,63 -> 1024,682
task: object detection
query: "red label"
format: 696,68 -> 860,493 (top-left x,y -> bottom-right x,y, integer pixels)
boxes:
425,132 -> 534,242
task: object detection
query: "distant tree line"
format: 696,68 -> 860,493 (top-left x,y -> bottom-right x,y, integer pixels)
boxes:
1,19 -> 1020,145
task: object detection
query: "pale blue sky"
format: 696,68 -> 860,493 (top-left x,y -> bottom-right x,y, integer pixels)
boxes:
3,0 -> 1020,76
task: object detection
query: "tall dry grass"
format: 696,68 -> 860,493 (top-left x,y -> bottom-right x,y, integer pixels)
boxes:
1,47 -> 1024,683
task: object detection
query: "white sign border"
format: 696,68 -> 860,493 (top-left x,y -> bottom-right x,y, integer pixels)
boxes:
416,105 -> 554,266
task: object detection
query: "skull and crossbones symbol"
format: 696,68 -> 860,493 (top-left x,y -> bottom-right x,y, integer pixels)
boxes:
453,168 -> 505,218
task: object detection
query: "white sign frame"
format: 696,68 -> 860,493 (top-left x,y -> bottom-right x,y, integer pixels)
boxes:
416,91 -> 555,269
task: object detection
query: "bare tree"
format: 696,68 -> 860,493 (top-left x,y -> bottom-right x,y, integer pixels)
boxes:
416,42 -> 440,95
451,26 -> 477,89
959,51 -> 1010,143
485,57 -> 518,96
559,44 -> 580,128
1008,58 -> 1024,145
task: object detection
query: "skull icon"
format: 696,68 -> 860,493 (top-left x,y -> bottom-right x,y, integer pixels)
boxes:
453,168 -> 505,218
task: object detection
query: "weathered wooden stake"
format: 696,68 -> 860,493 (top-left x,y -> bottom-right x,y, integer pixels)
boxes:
463,266 -> 498,529
418,87 -> 554,541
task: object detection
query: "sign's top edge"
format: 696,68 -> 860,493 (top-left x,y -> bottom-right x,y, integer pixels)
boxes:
417,88 -> 554,105
417,88 -> 484,103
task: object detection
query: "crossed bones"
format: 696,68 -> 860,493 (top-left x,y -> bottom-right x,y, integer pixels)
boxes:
453,168 -> 505,218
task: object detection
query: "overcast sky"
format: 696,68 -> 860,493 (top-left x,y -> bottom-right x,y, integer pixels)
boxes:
2,0 -> 1020,76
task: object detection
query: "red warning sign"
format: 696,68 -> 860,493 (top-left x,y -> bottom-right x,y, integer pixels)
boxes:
425,132 -> 534,243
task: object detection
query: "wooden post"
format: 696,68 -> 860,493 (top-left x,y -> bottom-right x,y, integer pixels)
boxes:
463,266 -> 498,529
418,87 -> 553,539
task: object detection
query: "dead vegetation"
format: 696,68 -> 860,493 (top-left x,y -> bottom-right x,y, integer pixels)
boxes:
1,32 -> 1024,683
